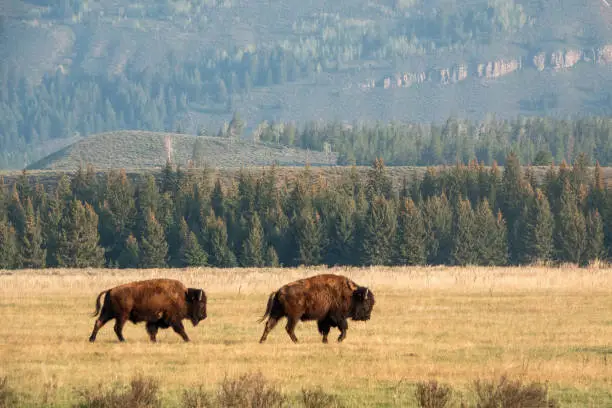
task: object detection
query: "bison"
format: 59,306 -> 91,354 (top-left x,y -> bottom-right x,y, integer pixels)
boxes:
258,274 -> 375,344
88,278 -> 207,343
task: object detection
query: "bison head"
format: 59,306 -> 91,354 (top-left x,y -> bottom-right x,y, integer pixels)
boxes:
187,288 -> 207,326
350,286 -> 375,321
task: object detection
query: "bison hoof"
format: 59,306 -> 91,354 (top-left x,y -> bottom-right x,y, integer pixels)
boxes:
88,337 -> 96,343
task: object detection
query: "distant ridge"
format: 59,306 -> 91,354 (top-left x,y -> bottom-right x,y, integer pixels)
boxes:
26,131 -> 337,171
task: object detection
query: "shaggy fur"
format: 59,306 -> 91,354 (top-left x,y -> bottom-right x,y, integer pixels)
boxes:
88,278 -> 207,343
258,274 -> 375,343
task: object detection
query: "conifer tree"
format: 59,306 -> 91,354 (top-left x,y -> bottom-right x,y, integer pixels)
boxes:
71,164 -> 97,204
519,189 -> 554,263
57,200 -> 105,267
135,175 -> 161,236
55,174 -> 73,203
473,200 -> 507,265
584,209 -> 605,263
181,231 -> 208,267
98,170 -> 136,263
366,158 -> 393,200
422,193 -> 453,264
264,245 -> 280,267
205,213 -> 237,267
7,186 -> 25,236
0,220 -> 17,269
500,152 -> 528,262
555,180 -> 586,264
323,192 -> 355,266
42,188 -> 65,267
451,199 -> 477,265
241,212 -> 265,267
360,196 -> 396,266
293,206 -> 323,266
118,234 -> 140,268
211,179 -> 225,218
395,198 -> 427,265
140,209 -> 168,268
19,198 -> 46,268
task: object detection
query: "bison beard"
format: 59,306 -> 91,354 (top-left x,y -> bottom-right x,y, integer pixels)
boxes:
88,279 -> 207,343
258,274 -> 375,344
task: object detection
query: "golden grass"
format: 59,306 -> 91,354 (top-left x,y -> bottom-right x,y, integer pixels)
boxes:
0,266 -> 611,407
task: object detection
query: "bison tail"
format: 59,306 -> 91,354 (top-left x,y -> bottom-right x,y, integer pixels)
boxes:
257,291 -> 277,323
91,290 -> 109,318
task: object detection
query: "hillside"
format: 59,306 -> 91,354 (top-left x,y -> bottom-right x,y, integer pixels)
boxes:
25,131 -> 337,171
3,0 -> 612,168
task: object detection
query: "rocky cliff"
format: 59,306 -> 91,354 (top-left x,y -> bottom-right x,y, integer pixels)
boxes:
366,44 -> 612,90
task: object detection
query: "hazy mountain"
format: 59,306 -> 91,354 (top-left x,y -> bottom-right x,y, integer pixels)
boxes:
2,0 -> 612,168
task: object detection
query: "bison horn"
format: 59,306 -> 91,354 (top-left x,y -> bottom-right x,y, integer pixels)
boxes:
198,290 -> 203,301
364,288 -> 369,300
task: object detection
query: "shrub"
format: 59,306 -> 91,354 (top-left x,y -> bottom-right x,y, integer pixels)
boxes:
74,375 -> 160,408
217,372 -> 286,408
474,375 -> 558,408
415,380 -> 453,408
182,386 -> 215,408
0,377 -> 18,408
301,387 -> 344,408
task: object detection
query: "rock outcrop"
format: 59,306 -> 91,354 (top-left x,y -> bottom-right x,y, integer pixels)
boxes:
366,44 -> 612,90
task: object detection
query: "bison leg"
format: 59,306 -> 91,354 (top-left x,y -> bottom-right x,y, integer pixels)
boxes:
317,320 -> 331,343
259,317 -> 279,343
171,321 -> 190,342
89,316 -> 112,343
285,316 -> 299,343
146,322 -> 159,342
113,314 -> 128,342
337,319 -> 348,343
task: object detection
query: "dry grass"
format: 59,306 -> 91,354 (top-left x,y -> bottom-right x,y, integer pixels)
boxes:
0,266 -> 610,407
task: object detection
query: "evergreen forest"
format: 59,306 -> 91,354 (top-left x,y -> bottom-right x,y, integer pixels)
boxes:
0,154 -> 608,269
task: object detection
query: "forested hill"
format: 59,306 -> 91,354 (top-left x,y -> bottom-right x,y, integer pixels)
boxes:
3,0 -> 612,168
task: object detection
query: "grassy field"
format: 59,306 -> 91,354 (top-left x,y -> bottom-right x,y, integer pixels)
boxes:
0,266 -> 611,407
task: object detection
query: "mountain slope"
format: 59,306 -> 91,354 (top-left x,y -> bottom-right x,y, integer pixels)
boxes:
26,131 -> 337,171
3,0 -> 612,168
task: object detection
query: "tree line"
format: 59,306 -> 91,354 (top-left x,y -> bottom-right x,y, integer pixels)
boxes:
0,153 -> 608,269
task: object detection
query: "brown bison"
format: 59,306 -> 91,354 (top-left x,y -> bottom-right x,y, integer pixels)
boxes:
88,278 -> 207,343
258,274 -> 375,343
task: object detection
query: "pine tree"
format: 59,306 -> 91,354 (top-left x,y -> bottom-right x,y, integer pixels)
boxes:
57,200 -> 105,268
584,209 -> 605,263
206,213 -> 237,267
366,158 -> 393,200
422,193 -> 453,264
473,200 -> 507,265
7,186 -> 25,236
500,152 -> 528,262
360,196 -> 396,266
181,231 -> 208,267
0,220 -> 17,269
323,193 -> 355,266
19,198 -> 46,268
395,198 -> 427,265
264,245 -> 280,267
140,209 -> 168,268
117,234 -> 140,268
555,180 -> 586,264
519,189 -> 554,263
71,164 -> 97,204
241,213 -> 265,267
211,179 -> 225,218
98,169 -> 136,263
293,206 -> 323,266
451,199 -> 478,266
